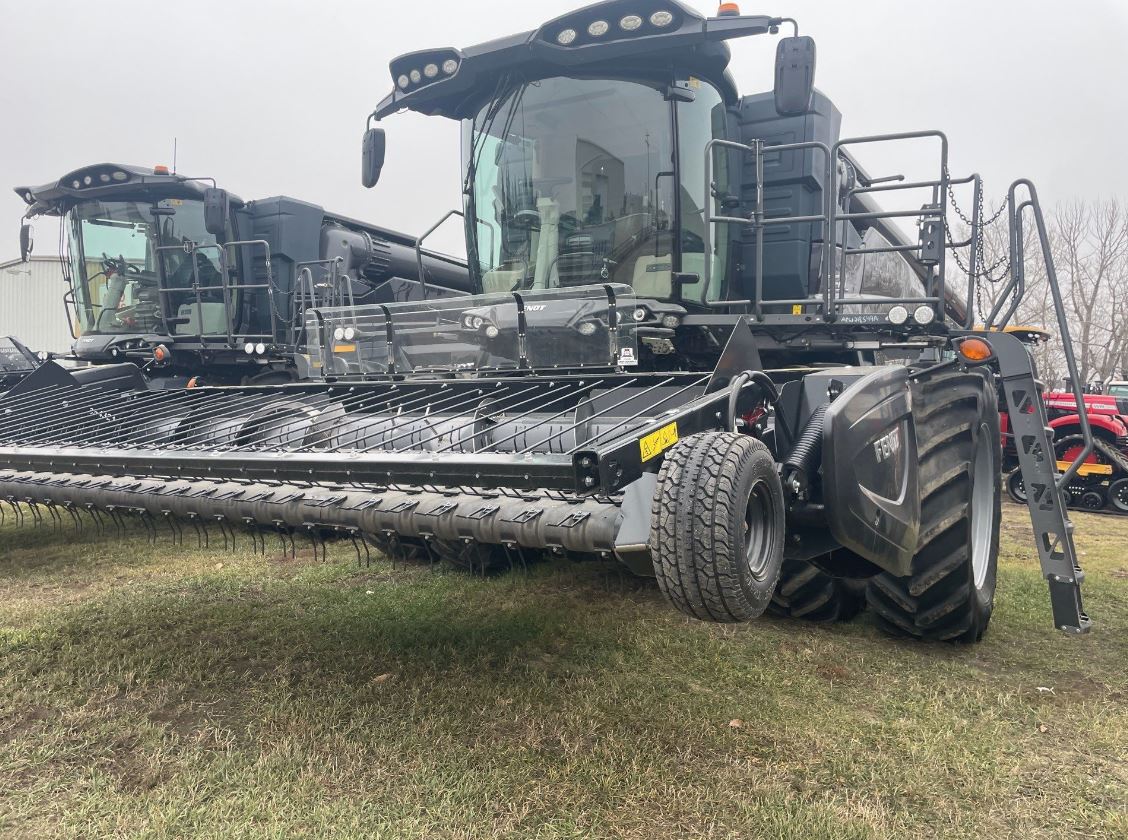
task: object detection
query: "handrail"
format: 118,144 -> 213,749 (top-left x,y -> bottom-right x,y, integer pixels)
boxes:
1004,180 -> 1093,492
831,131 -> 949,324
416,210 -> 495,300
704,130 -> 971,326
153,239 -> 278,348
703,137 -> 833,319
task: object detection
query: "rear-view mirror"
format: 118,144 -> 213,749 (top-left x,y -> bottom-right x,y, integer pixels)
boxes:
362,127 -> 386,188
203,188 -> 230,237
19,223 -> 33,262
774,36 -> 816,115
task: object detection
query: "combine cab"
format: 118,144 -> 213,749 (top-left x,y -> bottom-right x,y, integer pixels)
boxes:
15,165 -> 470,385
0,1 -> 1093,640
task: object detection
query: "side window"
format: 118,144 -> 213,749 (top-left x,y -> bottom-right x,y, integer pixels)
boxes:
676,81 -> 729,303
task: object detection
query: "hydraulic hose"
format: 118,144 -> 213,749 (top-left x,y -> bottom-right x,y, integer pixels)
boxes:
783,402 -> 827,477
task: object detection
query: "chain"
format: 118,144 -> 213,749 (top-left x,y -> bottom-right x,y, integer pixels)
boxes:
942,167 -> 1015,321
946,169 -> 1008,230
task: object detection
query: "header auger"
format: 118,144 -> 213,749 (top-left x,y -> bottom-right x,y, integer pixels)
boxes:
1,0 -> 1091,640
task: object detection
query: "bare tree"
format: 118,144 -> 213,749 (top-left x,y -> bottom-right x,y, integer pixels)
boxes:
951,197 -> 1128,390
1052,199 -> 1128,384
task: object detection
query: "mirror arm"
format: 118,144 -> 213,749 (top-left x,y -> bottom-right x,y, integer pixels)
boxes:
703,15 -> 776,42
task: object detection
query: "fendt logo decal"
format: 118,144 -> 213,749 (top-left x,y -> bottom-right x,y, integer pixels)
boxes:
873,428 -> 902,463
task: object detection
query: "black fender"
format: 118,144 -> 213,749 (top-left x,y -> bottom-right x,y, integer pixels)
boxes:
820,366 -> 919,577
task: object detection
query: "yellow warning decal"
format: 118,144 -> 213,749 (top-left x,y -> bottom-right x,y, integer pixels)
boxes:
1056,460 -> 1113,476
792,304 -> 803,315
640,422 -> 679,462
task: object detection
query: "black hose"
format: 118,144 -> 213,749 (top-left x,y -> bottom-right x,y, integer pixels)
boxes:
726,370 -> 780,432
783,402 -> 827,476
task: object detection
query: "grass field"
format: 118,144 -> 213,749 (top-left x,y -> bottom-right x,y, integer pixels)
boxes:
1,503 -> 1126,839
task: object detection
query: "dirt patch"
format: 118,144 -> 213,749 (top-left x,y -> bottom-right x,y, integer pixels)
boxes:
0,705 -> 58,744
267,548 -> 320,566
105,748 -> 172,793
816,663 -> 853,684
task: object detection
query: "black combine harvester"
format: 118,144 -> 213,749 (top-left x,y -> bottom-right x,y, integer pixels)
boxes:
0,336 -> 41,392
0,1 -> 1093,641
14,164 -> 470,385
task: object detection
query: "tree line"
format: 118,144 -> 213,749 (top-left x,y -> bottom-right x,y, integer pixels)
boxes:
958,198 -> 1128,389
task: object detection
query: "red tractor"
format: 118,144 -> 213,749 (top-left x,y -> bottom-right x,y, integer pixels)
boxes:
1001,329 -> 1128,513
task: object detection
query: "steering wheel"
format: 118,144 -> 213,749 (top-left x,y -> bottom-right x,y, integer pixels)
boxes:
101,253 -> 143,277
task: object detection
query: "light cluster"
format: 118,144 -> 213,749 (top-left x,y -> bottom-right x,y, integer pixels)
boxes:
64,168 -> 132,190
397,57 -> 460,91
555,9 -> 675,46
887,304 -> 936,326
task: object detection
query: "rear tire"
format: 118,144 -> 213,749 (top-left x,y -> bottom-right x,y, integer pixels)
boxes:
866,369 -> 1000,643
650,432 -> 785,622
769,557 -> 867,623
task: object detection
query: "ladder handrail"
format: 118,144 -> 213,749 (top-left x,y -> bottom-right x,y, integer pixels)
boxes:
1004,180 -> 1094,491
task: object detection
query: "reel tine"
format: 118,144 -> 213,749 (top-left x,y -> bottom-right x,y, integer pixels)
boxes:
65,504 -> 82,535
215,516 -> 230,551
345,528 -> 362,566
187,513 -> 204,548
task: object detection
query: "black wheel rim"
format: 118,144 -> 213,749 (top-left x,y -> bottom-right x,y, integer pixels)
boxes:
1110,480 -> 1128,513
743,479 -> 776,581
1007,470 -> 1027,502
1081,491 -> 1105,510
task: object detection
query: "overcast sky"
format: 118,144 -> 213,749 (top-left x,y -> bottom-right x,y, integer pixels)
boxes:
2,0 -> 1126,258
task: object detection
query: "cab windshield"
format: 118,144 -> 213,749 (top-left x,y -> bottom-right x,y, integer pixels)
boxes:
463,76 -> 728,303
65,199 -> 223,335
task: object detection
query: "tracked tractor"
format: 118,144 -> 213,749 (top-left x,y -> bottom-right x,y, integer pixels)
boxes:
1005,383 -> 1128,514
0,1 -> 1092,641
992,330 -> 1128,516
14,164 -> 470,386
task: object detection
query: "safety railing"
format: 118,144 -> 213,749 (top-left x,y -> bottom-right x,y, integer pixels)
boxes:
155,239 -> 279,350
304,283 -> 639,379
703,129 -> 983,328
986,180 -> 1094,491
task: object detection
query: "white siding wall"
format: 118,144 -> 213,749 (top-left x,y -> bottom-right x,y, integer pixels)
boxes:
0,257 -> 75,354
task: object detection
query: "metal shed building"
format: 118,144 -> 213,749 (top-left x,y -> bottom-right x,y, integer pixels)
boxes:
0,256 -> 73,354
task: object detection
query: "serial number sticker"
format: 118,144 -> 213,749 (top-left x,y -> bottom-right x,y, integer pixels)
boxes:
640,422 -> 679,462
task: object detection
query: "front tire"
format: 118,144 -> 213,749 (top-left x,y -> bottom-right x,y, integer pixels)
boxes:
650,432 -> 785,622
866,369 -> 1001,642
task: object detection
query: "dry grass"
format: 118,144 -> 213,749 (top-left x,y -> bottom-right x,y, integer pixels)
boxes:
1,504 -> 1126,839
